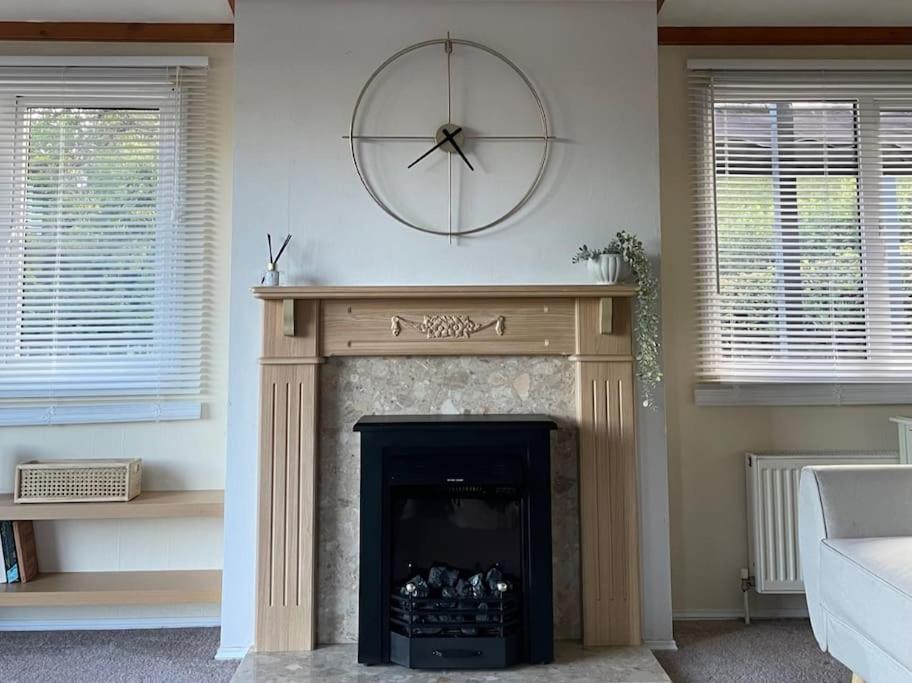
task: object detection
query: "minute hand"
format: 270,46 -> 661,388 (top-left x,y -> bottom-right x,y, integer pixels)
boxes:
441,129 -> 474,171
407,127 -> 463,169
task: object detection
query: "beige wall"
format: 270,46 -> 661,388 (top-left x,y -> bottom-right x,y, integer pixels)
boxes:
660,44 -> 912,617
0,42 -> 232,626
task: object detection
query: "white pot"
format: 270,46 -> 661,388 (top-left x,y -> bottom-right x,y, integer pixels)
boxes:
263,267 -> 280,286
586,254 -> 621,284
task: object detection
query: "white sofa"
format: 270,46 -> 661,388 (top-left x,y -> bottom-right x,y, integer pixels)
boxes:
799,465 -> 912,683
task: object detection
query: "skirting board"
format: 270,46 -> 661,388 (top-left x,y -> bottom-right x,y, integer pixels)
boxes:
215,645 -> 250,661
0,616 -> 220,631
644,639 -> 678,651
673,608 -> 809,620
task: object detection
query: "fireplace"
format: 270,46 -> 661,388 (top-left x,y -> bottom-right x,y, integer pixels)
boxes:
253,286 -> 640,653
355,415 -> 555,669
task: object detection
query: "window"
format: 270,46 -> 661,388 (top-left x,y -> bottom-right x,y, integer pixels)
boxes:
692,66 -> 912,390
0,60 -> 211,421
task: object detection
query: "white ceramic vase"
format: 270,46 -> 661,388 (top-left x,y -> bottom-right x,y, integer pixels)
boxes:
587,253 -> 621,284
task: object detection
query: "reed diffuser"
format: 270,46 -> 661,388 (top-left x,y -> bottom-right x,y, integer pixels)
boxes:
262,233 -> 291,286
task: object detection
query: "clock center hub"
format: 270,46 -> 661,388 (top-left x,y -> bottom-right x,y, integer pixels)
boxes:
435,123 -> 466,154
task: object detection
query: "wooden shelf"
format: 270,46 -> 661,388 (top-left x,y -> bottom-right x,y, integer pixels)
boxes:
0,570 -> 221,607
252,284 -> 638,299
0,490 -> 223,520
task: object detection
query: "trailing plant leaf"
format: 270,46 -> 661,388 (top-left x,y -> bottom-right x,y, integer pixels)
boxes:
611,230 -> 662,407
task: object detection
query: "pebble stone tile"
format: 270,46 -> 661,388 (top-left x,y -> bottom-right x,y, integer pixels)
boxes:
231,643 -> 671,683
318,357 -> 581,643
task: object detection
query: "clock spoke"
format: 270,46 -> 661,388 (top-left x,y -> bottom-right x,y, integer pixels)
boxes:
343,134 -> 435,141
445,32 -> 453,124
465,135 -> 556,141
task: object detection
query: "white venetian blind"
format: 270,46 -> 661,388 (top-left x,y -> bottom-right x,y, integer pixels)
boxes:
0,59 -> 212,404
691,66 -> 912,383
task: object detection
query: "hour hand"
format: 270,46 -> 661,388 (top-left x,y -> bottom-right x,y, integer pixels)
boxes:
441,129 -> 474,171
408,127 -> 463,169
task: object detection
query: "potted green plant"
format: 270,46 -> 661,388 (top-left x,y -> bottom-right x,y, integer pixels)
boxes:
572,231 -> 662,407
571,244 -> 621,285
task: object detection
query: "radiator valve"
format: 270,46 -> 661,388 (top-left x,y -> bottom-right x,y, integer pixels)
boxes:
740,568 -> 755,625
740,567 -> 755,592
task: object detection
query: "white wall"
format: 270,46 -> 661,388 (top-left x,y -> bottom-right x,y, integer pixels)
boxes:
0,42 -> 233,629
223,0 -> 672,653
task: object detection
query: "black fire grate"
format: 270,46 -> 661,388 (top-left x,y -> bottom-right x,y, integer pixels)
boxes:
390,592 -> 520,638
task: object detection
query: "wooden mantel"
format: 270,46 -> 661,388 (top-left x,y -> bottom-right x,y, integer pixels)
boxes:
252,284 -> 641,652
253,284 -> 638,299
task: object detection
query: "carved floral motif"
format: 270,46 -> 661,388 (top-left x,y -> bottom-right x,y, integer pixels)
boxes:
390,314 -> 506,339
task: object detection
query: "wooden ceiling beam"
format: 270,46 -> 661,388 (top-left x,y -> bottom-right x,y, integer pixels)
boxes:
659,26 -> 912,46
0,22 -> 234,43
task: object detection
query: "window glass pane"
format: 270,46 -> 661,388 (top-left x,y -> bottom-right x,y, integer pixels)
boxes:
18,108 -> 161,368
715,174 -> 778,359
712,101 -> 864,370
882,109 -> 912,351
19,107 -> 161,372
793,175 -> 864,359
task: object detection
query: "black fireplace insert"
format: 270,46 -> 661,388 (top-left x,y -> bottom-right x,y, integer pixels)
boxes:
355,415 -> 555,669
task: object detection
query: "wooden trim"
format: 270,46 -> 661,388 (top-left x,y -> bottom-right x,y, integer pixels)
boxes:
256,299 -> 320,652
659,26 -> 912,46
253,284 -> 637,300
657,0 -> 667,14
321,298 -> 576,357
228,0 -> 236,15
259,356 -> 325,366
569,355 -> 635,362
0,22 -> 234,43
574,308 -> 641,646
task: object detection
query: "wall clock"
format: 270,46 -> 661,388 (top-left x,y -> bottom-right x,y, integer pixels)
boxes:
346,34 -> 553,239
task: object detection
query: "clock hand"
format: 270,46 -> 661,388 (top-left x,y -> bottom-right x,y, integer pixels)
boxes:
407,127 -> 463,169
440,128 -> 474,171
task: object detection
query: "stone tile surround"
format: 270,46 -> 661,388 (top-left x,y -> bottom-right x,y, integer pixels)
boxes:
232,643 -> 671,683
316,356 -> 581,643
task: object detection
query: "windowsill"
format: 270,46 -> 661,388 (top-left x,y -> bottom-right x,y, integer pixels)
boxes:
0,401 -> 202,427
694,383 -> 912,407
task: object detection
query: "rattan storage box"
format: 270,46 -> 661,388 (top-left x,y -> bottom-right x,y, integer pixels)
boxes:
14,459 -> 142,503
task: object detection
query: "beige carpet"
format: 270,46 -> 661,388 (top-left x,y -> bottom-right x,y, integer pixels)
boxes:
0,627 -> 238,683
1,620 -> 850,682
655,619 -> 851,683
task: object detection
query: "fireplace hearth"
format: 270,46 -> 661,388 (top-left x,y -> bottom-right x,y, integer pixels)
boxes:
355,415 -> 555,669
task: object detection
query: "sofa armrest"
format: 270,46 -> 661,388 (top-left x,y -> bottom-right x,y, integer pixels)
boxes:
798,465 -> 912,649
801,465 -> 912,540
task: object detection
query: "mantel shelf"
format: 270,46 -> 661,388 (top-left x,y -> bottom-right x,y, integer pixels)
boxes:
252,284 -> 637,300
0,490 -> 224,520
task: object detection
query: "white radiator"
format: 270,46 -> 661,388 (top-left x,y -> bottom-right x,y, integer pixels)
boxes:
745,451 -> 898,594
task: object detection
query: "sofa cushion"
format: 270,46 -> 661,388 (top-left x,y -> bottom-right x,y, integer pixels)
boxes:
821,537 -> 912,672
